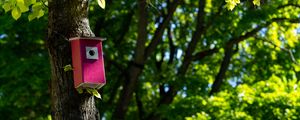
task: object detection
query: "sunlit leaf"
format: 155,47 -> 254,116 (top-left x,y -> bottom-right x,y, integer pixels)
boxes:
37,10 -> 45,18
92,89 -> 102,99
28,14 -> 35,21
97,0 -> 105,9
2,2 -> 12,13
16,0 -> 29,12
11,7 -> 21,20
63,64 -> 73,72
225,0 -> 240,10
253,0 -> 260,6
87,88 -> 102,99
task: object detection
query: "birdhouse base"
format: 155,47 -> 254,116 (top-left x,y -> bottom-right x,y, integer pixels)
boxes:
76,83 -> 105,89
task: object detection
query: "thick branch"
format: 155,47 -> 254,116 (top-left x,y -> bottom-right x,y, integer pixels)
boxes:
209,45 -> 234,95
192,48 -> 219,61
167,26 -> 176,64
135,87 -> 145,120
134,0 -> 148,64
148,2 -> 208,119
112,0 -> 147,119
144,0 -> 181,59
178,0 -> 206,75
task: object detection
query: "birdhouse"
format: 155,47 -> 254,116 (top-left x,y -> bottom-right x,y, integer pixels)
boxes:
70,37 -> 106,89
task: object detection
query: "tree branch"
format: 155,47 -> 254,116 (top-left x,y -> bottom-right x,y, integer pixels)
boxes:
209,45 -> 235,95
259,37 -> 299,65
167,26 -> 176,64
144,0 -> 181,59
192,48 -> 219,61
113,0 -> 147,119
209,17 -> 300,95
135,87 -> 145,120
151,0 -> 208,114
134,0 -> 148,64
229,17 -> 300,46
178,0 -> 206,75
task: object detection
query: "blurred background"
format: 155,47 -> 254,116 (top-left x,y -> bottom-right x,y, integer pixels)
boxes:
0,0 -> 300,119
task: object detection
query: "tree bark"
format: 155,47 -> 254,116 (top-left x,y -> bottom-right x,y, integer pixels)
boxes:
209,45 -> 234,95
47,0 -> 98,119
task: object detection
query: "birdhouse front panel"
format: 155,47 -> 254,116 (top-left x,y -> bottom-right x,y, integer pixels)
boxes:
70,37 -> 106,89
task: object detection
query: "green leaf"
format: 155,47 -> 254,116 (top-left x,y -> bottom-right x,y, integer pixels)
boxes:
2,3 -> 12,13
86,88 -> 92,94
11,7 -> 21,20
16,0 -> 29,12
97,0 -> 105,9
32,2 -> 43,11
24,0 -> 36,6
293,64 -> 300,72
18,5 -> 29,12
31,0 -> 37,4
91,89 -> 102,99
63,64 -> 73,72
225,0 -> 240,10
37,10 -> 44,18
76,88 -> 83,94
87,88 -> 102,99
28,14 -> 35,21
16,0 -> 28,12
253,0 -> 260,6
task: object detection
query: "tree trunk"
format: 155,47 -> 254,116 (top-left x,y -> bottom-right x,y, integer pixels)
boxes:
47,0 -> 99,119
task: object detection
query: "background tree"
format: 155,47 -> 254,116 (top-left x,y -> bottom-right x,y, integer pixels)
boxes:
0,0 -> 300,119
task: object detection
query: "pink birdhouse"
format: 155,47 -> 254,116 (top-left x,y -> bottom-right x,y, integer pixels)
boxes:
70,37 -> 106,89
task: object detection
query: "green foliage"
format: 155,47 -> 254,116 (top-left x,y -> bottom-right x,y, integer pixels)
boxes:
87,88 -> 102,99
225,0 -> 260,10
76,88 -> 102,99
1,0 -> 45,20
0,6 -> 49,119
63,64 -> 73,72
185,75 -> 300,119
0,0 -> 300,119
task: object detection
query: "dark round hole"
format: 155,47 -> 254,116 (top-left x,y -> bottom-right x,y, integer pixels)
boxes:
89,50 -> 95,56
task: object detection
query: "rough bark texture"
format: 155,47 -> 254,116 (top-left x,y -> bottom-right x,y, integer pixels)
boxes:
47,0 -> 98,119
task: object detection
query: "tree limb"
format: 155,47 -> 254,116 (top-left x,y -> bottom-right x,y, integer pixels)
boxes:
229,17 -> 300,46
134,0 -> 148,64
177,0 -> 206,75
149,1 -> 208,118
192,48 -> 219,61
209,45 -> 235,95
144,0 -> 181,59
135,86 -> 145,120
209,17 -> 300,95
259,37 -> 299,65
112,0 -> 147,119
167,26 -> 176,64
